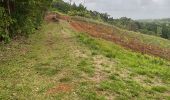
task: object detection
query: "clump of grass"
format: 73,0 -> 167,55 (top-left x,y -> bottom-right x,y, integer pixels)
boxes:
99,79 -> 144,99
35,67 -> 58,76
105,52 -> 116,58
143,78 -> 152,84
109,73 -> 119,80
151,86 -> 168,93
91,50 -> 98,56
99,81 -> 125,95
59,77 -> 72,82
77,59 -> 94,76
76,82 -> 106,100
34,63 -> 61,76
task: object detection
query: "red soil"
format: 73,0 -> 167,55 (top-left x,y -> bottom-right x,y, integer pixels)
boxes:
70,20 -> 170,60
45,12 -> 170,60
47,83 -> 72,94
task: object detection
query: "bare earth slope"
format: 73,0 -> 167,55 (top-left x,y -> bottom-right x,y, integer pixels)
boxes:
70,17 -> 170,60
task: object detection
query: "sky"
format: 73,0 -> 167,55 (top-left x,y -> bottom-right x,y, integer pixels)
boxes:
63,0 -> 170,19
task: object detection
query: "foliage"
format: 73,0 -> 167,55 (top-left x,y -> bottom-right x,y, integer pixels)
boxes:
52,0 -> 170,40
0,0 -> 52,42
108,17 -> 170,39
68,10 -> 91,18
0,7 -> 13,42
52,0 -> 71,13
52,0 -> 110,21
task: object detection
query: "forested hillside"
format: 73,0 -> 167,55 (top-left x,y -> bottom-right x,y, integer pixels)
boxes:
0,0 -> 52,42
1,0 -> 169,42
52,0 -> 170,40
138,18 -> 170,23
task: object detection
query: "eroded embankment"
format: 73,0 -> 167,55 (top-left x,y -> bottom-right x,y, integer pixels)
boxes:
70,20 -> 170,60
47,12 -> 170,60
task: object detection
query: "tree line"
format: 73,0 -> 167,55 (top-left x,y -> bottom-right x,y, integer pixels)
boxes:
0,0 -> 52,42
52,0 -> 110,22
52,0 -> 170,40
108,17 -> 170,39
1,0 -> 168,42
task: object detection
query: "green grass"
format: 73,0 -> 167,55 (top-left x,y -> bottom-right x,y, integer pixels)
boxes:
76,33 -> 170,81
123,30 -> 170,48
77,59 -> 95,76
99,80 -> 143,98
75,32 -> 170,99
72,16 -> 170,49
76,82 -> 106,100
0,21 -> 107,100
151,86 -> 168,93
0,19 -> 170,100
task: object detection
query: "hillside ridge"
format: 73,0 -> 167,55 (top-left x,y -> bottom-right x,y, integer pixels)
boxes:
48,12 -> 170,60
0,12 -> 170,100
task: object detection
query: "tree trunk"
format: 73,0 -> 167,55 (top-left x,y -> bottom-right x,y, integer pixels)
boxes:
2,0 -> 15,15
7,0 -> 11,15
2,0 -> 14,38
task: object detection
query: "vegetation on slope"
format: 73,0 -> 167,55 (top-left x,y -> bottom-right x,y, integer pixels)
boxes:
70,16 -> 170,60
0,16 -> 170,99
52,0 -> 170,40
76,32 -> 170,100
0,0 -> 52,42
71,16 -> 170,48
0,0 -> 170,99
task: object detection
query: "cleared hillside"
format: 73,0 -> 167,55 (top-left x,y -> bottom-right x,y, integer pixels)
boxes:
0,13 -> 170,100
68,16 -> 170,60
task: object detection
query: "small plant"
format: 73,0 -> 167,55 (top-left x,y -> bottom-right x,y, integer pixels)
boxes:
77,59 -> 94,76
59,77 -> 72,82
151,86 -> 167,93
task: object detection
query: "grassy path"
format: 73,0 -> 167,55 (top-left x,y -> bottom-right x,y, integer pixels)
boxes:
0,21 -> 105,100
0,20 -> 170,100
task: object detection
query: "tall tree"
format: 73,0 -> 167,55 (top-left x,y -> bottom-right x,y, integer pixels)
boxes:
0,0 -> 52,42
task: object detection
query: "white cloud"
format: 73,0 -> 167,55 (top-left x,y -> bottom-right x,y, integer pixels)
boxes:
63,0 -> 170,19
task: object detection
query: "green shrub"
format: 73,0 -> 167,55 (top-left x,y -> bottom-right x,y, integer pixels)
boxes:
0,7 -> 13,42
0,0 -> 52,42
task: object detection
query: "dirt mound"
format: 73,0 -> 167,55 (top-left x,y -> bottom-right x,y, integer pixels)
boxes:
45,12 -> 71,23
70,20 -> 170,60
45,12 -> 59,22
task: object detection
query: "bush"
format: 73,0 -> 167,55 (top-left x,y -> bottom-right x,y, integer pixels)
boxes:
68,10 -> 91,18
0,0 -> 52,42
0,7 -> 13,42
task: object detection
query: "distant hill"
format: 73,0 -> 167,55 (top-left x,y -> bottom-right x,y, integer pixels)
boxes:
138,18 -> 170,23
52,0 -> 170,40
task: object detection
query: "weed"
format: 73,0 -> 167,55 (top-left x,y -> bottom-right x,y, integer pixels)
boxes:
77,59 -> 94,76
151,86 -> 168,93
59,77 -> 72,82
77,82 -> 106,100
